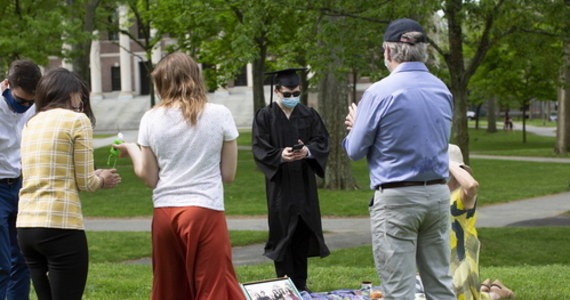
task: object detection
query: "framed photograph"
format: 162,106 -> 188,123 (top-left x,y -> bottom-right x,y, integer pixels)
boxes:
240,277 -> 303,300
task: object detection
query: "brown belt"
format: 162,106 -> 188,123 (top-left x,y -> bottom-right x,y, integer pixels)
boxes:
0,177 -> 21,185
379,179 -> 446,189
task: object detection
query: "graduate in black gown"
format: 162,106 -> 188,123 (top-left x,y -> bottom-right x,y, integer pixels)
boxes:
252,68 -> 330,292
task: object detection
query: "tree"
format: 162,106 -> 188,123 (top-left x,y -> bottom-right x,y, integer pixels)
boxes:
65,0 -> 102,83
145,0 -> 564,189
0,0 -> 70,68
312,15 -> 359,190
467,0 -> 563,145
469,34 -> 559,139
428,0 -> 525,163
151,0 -> 304,115
288,0 -> 395,190
554,0 -> 570,154
503,38 -> 558,143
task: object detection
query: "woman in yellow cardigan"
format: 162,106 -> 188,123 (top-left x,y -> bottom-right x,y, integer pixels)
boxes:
17,68 -> 121,300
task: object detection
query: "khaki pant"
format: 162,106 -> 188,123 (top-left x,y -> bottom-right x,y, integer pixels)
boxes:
370,184 -> 455,300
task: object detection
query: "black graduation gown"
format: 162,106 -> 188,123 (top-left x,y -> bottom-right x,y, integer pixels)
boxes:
252,102 -> 330,261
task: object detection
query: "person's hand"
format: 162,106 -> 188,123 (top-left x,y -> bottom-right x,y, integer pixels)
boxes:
112,142 -> 134,158
281,139 -> 308,162
0,79 -> 9,94
345,103 -> 357,131
98,169 -> 121,189
293,139 -> 309,159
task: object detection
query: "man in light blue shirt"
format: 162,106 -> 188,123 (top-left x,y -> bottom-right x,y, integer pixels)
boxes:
343,18 -> 455,300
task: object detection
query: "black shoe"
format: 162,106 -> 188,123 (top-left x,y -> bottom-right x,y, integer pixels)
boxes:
298,286 -> 312,293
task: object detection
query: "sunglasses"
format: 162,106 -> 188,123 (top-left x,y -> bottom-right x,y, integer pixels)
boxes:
13,95 -> 34,106
280,91 -> 301,98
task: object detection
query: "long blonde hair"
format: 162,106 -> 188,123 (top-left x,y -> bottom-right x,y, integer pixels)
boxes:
152,52 -> 207,125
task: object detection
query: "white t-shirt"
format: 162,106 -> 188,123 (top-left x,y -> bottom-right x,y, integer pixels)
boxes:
0,97 -> 36,178
138,103 -> 239,211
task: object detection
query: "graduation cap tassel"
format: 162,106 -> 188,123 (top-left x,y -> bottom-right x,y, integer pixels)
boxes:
270,79 -> 274,104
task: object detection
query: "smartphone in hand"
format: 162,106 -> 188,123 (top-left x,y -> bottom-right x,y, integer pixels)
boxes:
292,143 -> 304,152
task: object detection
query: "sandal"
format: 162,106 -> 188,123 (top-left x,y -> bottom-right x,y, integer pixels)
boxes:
480,278 -> 491,293
490,279 -> 515,299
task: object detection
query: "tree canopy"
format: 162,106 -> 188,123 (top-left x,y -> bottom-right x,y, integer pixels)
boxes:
4,0 -> 568,187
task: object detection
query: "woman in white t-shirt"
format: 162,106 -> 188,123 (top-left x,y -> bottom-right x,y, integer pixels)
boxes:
114,52 -> 245,300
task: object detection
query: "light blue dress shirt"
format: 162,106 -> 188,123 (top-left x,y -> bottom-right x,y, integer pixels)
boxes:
342,62 -> 453,189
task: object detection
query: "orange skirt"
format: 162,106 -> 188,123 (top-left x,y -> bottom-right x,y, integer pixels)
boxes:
151,206 -> 245,300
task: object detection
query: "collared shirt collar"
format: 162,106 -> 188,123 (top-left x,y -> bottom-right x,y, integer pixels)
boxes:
390,62 -> 429,74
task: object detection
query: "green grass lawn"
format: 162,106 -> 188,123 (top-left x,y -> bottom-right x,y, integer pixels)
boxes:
86,231 -> 268,263
522,119 -> 557,127
52,127 -> 570,299
82,129 -> 570,217
49,227 -> 570,299
469,126 -> 567,157
469,118 -> 557,128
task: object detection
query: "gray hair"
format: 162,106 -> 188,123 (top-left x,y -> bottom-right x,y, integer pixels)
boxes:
383,31 -> 428,63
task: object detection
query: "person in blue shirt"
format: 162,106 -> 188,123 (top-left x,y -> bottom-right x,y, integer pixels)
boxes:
342,18 -> 455,300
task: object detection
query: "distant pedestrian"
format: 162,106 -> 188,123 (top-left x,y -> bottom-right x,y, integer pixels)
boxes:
343,18 -> 455,299
114,52 -> 245,300
504,112 -> 513,132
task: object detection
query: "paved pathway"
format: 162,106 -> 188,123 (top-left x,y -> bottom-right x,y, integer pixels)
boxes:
88,96 -> 569,266
86,190 -> 570,266
471,154 -> 570,163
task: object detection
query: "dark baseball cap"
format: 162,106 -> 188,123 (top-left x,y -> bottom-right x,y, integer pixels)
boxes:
383,18 -> 427,44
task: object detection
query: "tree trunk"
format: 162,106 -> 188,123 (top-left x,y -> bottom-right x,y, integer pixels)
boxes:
446,0 -> 470,164
522,105 -> 528,144
487,97 -> 497,133
556,41 -> 570,154
295,57 -> 309,106
351,69 -> 358,104
318,71 -> 357,190
252,47 -> 267,115
300,70 -> 309,106
475,103 -> 482,130
450,86 -> 470,164
143,60 -> 156,107
71,0 -> 100,83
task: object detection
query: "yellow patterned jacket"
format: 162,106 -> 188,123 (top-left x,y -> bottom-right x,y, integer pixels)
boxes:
17,109 -> 102,230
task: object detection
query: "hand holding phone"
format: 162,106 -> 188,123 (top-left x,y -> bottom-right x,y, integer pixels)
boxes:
292,143 -> 304,152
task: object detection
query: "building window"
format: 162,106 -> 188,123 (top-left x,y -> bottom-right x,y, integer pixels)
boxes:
139,61 -> 151,95
234,65 -> 247,86
107,10 -> 119,41
111,66 -> 121,91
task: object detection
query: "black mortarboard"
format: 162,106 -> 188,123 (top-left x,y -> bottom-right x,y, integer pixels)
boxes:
383,18 -> 427,44
265,68 -> 307,103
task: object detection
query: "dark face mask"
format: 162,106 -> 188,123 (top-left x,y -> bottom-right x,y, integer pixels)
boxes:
3,89 -> 33,113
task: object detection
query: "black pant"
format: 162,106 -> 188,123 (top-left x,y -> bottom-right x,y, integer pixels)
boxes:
17,228 -> 88,300
274,220 -> 311,290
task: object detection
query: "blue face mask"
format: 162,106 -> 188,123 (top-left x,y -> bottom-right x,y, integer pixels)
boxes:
3,89 -> 32,113
281,97 -> 300,108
